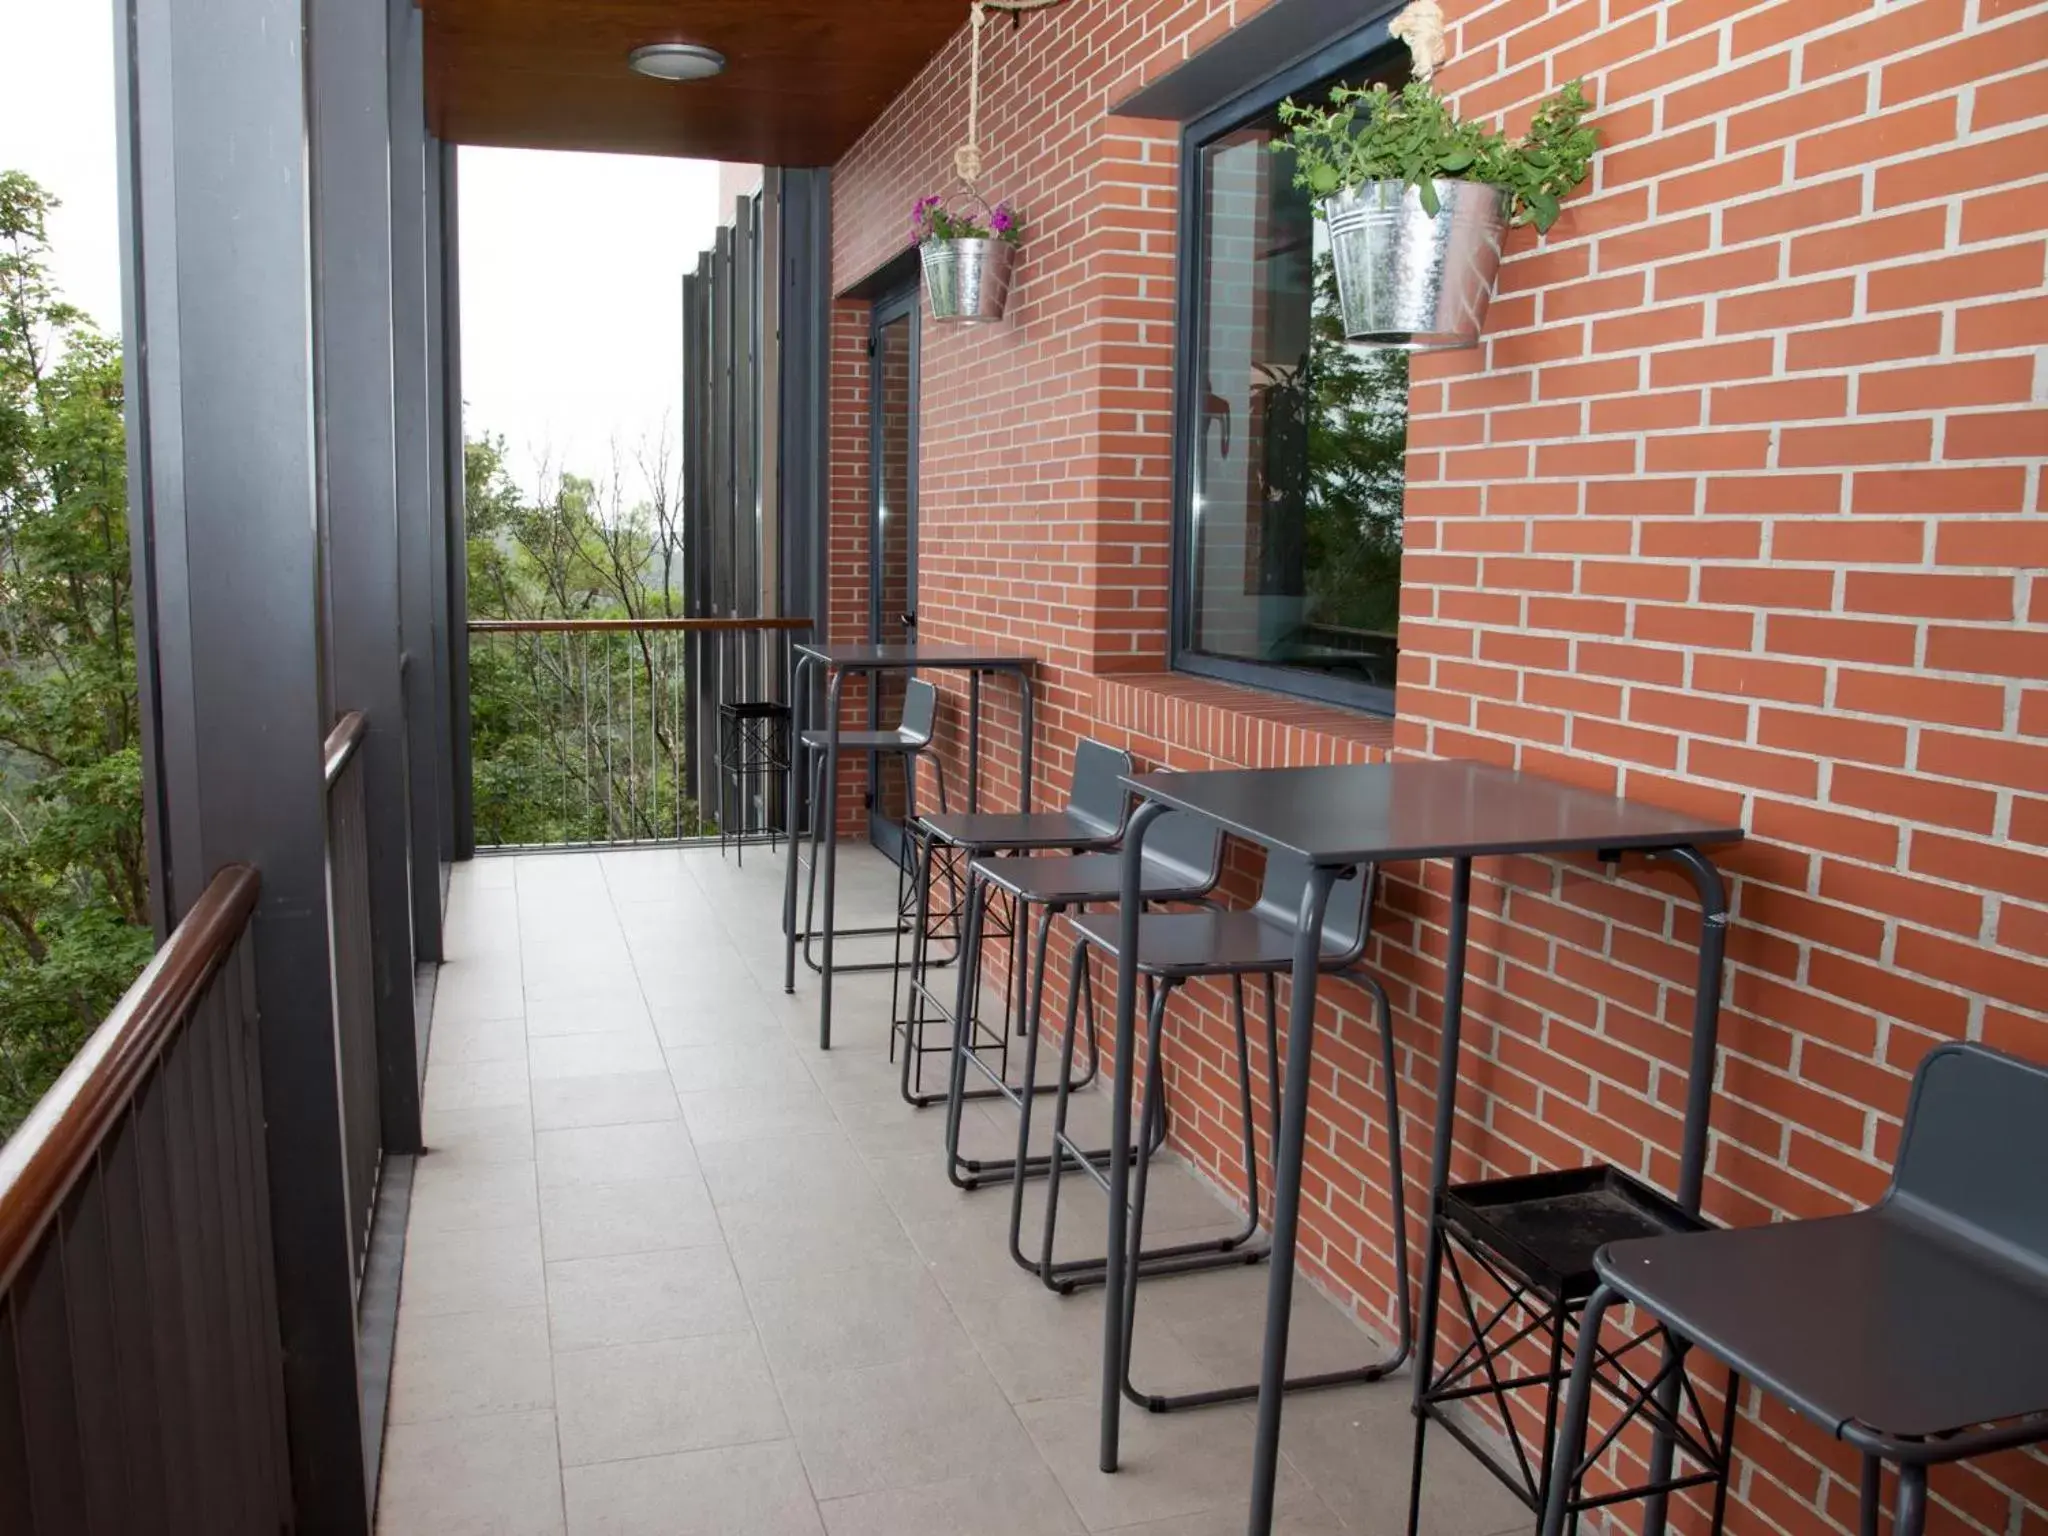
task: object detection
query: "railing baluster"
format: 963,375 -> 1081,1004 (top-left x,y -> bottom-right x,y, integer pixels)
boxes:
462,616 -> 811,852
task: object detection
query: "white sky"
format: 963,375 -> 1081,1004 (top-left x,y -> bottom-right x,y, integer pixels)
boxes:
0,0 -> 727,508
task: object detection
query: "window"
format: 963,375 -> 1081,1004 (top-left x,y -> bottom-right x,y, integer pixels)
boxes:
1172,44 -> 1411,715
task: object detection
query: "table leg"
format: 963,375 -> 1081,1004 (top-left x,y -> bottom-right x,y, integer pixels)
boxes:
817,666 -> 847,1051
1017,664 -> 1035,813
968,669 -> 983,814
1407,856 -> 1474,1517
1099,797 -> 1168,1474
1640,842 -> 1731,1536
1245,862 -> 1341,1535
782,653 -> 812,994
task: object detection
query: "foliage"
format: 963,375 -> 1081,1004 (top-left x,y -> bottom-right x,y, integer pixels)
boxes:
465,433 -> 709,848
1258,251 -> 1409,665
1273,79 -> 1598,232
911,191 -> 1024,247
0,170 -> 152,1139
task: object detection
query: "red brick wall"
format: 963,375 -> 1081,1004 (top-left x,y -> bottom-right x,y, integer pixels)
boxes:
827,1 -> 2048,1530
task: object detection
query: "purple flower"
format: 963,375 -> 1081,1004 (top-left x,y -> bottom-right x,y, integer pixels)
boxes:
989,204 -> 1014,234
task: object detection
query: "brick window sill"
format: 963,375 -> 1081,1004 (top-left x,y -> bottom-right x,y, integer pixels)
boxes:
1090,669 -> 1397,771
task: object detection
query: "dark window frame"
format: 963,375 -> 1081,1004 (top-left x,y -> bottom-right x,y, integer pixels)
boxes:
1167,25 -> 1411,718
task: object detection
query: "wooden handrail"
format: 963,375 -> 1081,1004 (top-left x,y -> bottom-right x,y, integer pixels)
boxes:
466,616 -> 814,635
324,710 -> 368,790
0,864 -> 261,1292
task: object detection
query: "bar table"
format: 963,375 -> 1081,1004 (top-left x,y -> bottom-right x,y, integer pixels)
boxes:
1092,761 -> 1743,1536
781,641 -> 1036,1050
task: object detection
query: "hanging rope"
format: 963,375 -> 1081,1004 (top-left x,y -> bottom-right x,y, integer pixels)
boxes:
954,0 -> 1066,191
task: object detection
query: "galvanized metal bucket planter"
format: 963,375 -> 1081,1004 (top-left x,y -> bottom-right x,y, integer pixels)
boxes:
1321,179 -> 1511,351
921,237 -> 1016,324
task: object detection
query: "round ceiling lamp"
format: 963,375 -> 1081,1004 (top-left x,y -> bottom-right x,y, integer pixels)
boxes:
627,43 -> 727,81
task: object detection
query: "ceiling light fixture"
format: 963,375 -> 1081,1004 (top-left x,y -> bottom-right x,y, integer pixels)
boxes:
627,43 -> 726,81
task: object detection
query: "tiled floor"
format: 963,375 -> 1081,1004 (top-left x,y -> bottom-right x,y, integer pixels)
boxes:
377,844 -> 1528,1536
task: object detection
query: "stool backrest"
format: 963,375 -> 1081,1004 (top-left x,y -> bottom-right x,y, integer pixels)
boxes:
1140,809 -> 1226,896
898,678 -> 939,747
1067,738 -> 1136,839
1250,850 -> 1375,965
1887,1042 -> 2048,1278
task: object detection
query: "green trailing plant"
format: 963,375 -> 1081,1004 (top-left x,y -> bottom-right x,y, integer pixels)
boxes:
1273,79 -> 1598,233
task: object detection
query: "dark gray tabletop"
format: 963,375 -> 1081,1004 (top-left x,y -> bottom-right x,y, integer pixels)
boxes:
1121,761 -> 1743,866
795,642 -> 1035,669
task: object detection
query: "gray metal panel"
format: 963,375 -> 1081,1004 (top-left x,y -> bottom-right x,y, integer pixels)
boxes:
424,139 -> 456,878
310,0 -> 421,1160
441,142 -> 474,859
1111,0 -> 1403,122
389,0 -> 442,961
114,0 -> 371,1517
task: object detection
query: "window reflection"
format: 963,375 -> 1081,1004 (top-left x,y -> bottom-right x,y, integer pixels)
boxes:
1183,83 -> 1409,703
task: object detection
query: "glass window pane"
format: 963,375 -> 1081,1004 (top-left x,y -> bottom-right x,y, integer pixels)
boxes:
1182,76 -> 1409,703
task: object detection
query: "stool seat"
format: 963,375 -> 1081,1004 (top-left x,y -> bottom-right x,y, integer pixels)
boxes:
920,809 -> 1120,853
801,728 -> 928,754
1067,909 -> 1356,978
970,851 -> 1214,906
1599,1208 -> 2048,1442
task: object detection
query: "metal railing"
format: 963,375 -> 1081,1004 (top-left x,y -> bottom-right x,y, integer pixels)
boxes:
323,711 -> 379,1287
0,864 -> 293,1533
465,616 -> 811,850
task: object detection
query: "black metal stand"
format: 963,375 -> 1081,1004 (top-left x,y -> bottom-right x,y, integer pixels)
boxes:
1409,1166 -> 1736,1534
718,700 -> 789,866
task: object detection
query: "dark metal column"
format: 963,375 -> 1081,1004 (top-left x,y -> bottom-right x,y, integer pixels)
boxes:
115,0 -> 372,1521
311,0 -> 422,1159
388,0 -> 444,962
441,142 -> 474,861
424,138 -> 458,889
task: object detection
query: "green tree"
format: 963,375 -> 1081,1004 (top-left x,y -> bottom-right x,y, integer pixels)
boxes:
464,432 -> 702,847
0,170 -> 151,1137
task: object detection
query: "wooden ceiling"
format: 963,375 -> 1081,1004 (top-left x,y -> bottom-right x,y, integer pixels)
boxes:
423,0 -> 968,163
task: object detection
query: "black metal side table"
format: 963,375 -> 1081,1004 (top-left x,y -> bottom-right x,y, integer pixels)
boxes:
1090,761 -> 1744,1536
717,700 -> 790,866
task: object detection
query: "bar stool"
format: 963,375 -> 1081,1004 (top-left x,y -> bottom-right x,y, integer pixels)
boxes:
954,809 -> 1226,1271
1540,1041 -> 2048,1536
1047,849 -> 1413,1414
717,699 -> 790,866
900,739 -> 1134,1120
792,677 -> 947,979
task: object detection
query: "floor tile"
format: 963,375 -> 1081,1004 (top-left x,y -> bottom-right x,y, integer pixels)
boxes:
409,1156 -> 540,1234
376,1409 -> 564,1536
554,1331 -> 788,1466
387,1306 -> 553,1424
818,1463 -> 1085,1536
779,1352 -> 1040,1502
666,1038 -> 814,1094
1275,1384 -> 1529,1536
533,1070 -> 680,1130
540,1176 -> 723,1261
718,1190 -> 919,1284
422,1102 -> 535,1166
430,1015 -> 530,1066
678,1081 -> 842,1144
1017,1395 -> 1320,1532
424,1056 -> 533,1111
537,1120 -> 699,1187
746,1256 -> 979,1376
400,1221 -> 547,1316
563,1440 -> 824,1536
547,1244 -> 752,1352
530,1029 -> 668,1080
695,1130 -> 880,1209
527,992 -> 655,1037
